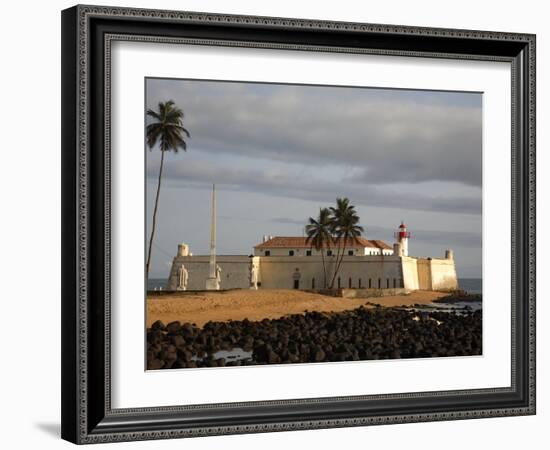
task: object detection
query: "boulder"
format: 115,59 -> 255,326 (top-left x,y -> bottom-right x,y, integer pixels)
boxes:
151,320 -> 165,331
166,321 -> 182,334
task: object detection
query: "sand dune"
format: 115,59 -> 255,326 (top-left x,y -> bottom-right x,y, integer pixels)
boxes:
147,289 -> 447,328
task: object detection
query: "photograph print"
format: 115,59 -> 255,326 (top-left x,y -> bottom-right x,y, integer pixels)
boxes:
145,78 -> 483,370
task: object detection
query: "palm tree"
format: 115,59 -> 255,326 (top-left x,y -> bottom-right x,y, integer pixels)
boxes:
305,208 -> 333,288
328,197 -> 364,288
146,100 -> 190,276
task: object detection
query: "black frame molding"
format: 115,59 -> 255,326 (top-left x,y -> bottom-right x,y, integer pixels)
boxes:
61,4 -> 536,444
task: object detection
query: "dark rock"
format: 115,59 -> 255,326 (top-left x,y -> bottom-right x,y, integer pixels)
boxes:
166,321 -> 182,334
181,323 -> 196,337
267,350 -> 281,364
147,359 -> 164,370
147,301 -> 482,370
159,345 -> 177,362
151,320 -> 165,331
149,329 -> 164,345
171,335 -> 186,348
311,347 -> 326,362
177,348 -> 193,362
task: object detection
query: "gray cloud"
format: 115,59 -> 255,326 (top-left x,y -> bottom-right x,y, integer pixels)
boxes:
149,157 -> 481,215
270,217 -> 308,225
147,80 -> 482,187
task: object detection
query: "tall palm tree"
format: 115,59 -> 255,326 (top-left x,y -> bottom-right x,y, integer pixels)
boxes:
305,208 -> 333,288
328,197 -> 364,288
146,100 -> 190,276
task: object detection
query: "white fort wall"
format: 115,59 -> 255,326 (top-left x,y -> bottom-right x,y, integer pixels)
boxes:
401,256 -> 420,290
428,258 -> 459,290
257,255 -> 404,290
167,252 -> 457,292
168,255 -> 407,291
167,255 -> 257,291
400,255 -> 458,291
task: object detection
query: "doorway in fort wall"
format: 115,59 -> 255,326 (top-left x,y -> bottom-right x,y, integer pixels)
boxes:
292,268 -> 301,290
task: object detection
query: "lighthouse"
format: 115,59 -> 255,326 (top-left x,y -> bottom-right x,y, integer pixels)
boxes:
394,221 -> 411,257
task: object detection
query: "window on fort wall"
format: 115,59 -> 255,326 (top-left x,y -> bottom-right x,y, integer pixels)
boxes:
312,278 -> 315,289
327,250 -> 333,256
306,250 -> 312,256
348,250 -> 354,256
289,250 -> 294,256
348,277 -> 352,288
264,250 -> 270,256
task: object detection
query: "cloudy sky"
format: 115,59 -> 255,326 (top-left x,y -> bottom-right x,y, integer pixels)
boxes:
145,78 -> 482,279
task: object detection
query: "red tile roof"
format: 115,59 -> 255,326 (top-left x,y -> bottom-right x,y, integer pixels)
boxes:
368,240 -> 394,250
254,236 -> 393,250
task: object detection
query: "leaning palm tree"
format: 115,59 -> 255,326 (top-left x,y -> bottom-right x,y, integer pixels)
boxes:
146,100 -> 190,276
305,208 -> 333,288
328,197 -> 364,288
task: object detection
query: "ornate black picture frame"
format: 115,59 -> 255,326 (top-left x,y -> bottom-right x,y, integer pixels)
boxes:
61,4 -> 536,444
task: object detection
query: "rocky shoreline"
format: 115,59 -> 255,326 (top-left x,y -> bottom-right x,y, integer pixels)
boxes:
147,306 -> 482,370
433,291 -> 482,303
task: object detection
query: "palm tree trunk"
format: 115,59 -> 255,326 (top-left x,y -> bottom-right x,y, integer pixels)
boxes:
146,150 -> 165,276
329,240 -> 342,288
330,238 -> 348,289
339,238 -> 350,277
321,250 -> 327,288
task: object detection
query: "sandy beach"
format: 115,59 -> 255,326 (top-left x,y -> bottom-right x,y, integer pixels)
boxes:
146,289 -> 448,328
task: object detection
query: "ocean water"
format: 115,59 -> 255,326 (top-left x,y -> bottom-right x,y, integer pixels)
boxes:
148,278 -> 483,294
148,278 -> 168,291
192,348 -> 253,364
458,278 -> 482,294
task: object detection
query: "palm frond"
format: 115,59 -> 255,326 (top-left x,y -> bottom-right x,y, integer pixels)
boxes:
146,109 -> 162,121
146,100 -> 190,152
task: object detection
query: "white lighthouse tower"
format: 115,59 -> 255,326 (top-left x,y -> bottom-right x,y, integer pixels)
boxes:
394,221 -> 411,257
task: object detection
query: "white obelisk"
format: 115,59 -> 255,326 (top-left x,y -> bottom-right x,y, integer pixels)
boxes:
205,184 -> 220,290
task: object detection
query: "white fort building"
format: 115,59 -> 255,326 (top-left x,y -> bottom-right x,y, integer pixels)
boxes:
166,186 -> 458,292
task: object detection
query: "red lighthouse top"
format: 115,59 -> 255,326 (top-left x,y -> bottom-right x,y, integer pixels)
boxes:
396,221 -> 410,239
